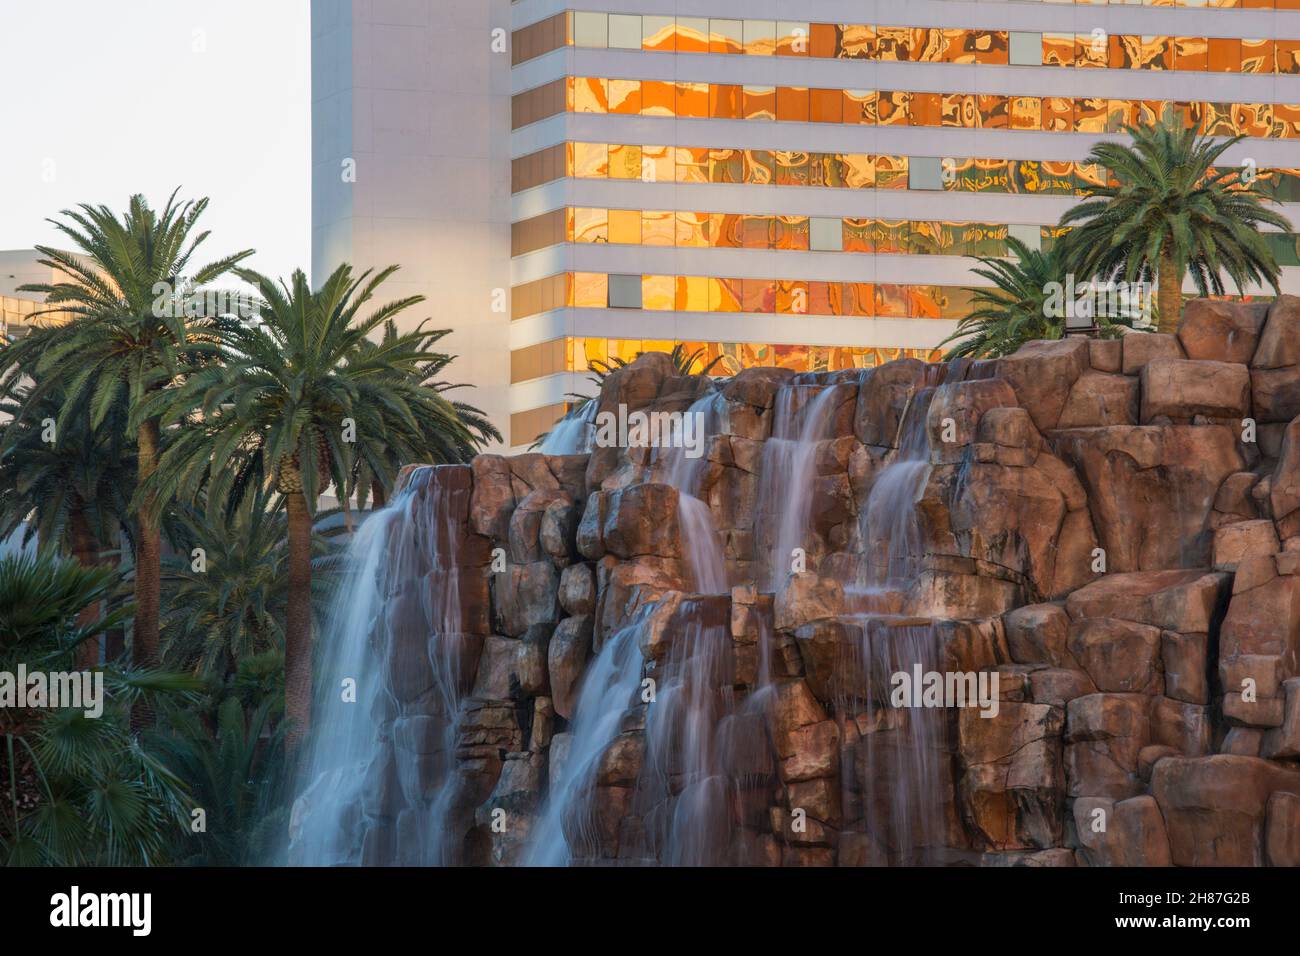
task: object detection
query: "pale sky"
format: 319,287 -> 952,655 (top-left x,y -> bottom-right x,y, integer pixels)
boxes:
0,0 -> 310,281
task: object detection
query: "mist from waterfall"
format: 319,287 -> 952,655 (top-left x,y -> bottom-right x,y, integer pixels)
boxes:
539,398 -> 597,455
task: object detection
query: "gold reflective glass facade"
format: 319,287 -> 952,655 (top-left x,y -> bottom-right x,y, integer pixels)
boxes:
510,336 -> 943,385
510,76 -> 1300,138
508,272 -> 979,323
518,12 -> 1300,74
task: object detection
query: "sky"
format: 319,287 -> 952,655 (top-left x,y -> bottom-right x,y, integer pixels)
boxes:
0,0 -> 310,281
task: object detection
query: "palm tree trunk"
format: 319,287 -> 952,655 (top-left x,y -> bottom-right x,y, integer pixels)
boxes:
133,418 -> 162,728
1157,247 -> 1184,335
69,507 -> 102,671
372,480 -> 387,510
284,488 -> 314,749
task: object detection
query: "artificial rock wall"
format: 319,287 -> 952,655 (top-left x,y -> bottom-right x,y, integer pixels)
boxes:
362,296 -> 1300,867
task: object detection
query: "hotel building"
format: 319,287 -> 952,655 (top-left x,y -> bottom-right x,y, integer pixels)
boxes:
312,1 -> 1300,450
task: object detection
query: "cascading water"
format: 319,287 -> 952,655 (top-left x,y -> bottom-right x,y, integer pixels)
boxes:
292,465 -> 472,866
757,382 -> 840,592
539,398 -> 597,455
840,363 -> 957,865
524,609 -> 650,866
660,392 -> 728,594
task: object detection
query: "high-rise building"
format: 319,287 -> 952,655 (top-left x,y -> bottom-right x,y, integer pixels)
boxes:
313,1 -> 1300,450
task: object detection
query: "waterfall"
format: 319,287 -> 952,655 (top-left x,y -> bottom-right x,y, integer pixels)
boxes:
539,398 -> 597,455
841,365 -> 953,865
660,392 -> 728,594
524,609 -> 649,866
292,465 -> 470,866
757,382 -> 840,592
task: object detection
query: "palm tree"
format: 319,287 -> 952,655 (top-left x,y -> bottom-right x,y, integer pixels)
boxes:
161,491 -> 333,680
3,191 -> 253,684
0,343 -> 136,667
1060,119 -> 1292,333
142,264 -> 488,745
346,320 -> 499,511
0,552 -> 198,864
941,238 -> 1075,359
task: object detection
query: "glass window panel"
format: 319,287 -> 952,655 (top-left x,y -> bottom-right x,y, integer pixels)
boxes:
939,28 -> 970,64
1075,98 -> 1108,133
642,211 -> 674,247
878,91 -> 910,126
1242,39 -> 1274,74
1076,33 -> 1109,68
742,279 -> 777,312
608,209 -> 641,244
942,94 -> 978,128
809,22 -> 842,59
844,89 -> 877,124
1277,40 -> 1300,74
1175,37 -> 1209,71
809,152 -> 843,188
743,20 -> 777,55
1042,97 -> 1073,131
675,212 -> 710,248
876,155 -> 909,189
675,18 -> 709,53
915,28 -> 946,62
1204,102 -> 1237,136
675,147 -> 710,184
642,275 -> 675,310
840,282 -> 874,317
608,78 -> 641,114
1043,33 -> 1075,66
873,220 -> 908,254
810,217 -> 843,251
571,77 -> 608,113
743,86 -> 776,120
642,145 -> 673,184
1273,104 -> 1300,138
709,278 -> 742,312
840,153 -> 875,189
711,214 -> 743,248
909,156 -> 945,190
910,92 -> 942,127
573,12 -> 607,48
1010,96 -> 1042,130
608,275 -> 641,309
843,219 -> 874,253
608,143 -> 641,179
775,216 -> 810,251
607,14 -> 641,50
977,95 -> 1008,129
742,215 -> 774,249
711,84 -> 743,119
974,31 -> 1009,64
710,148 -> 744,184
776,86 -> 810,122
639,80 -> 673,117
909,286 -> 944,319
676,276 -> 710,311
572,207 -> 608,244
839,25 -> 876,59
643,15 -> 675,51
810,88 -> 843,123
571,272 -> 607,309
777,21 -> 810,56
1010,31 -> 1042,66
910,220 -> 943,255
777,280 -> 811,314
807,281 -> 834,316
876,26 -> 913,62
573,142 -> 609,179
744,149 -> 776,185
676,82 -> 709,118
875,284 -> 909,317
710,19 -> 742,55
774,150 -> 810,186
1234,102 -> 1273,137
1201,36 -> 1242,71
